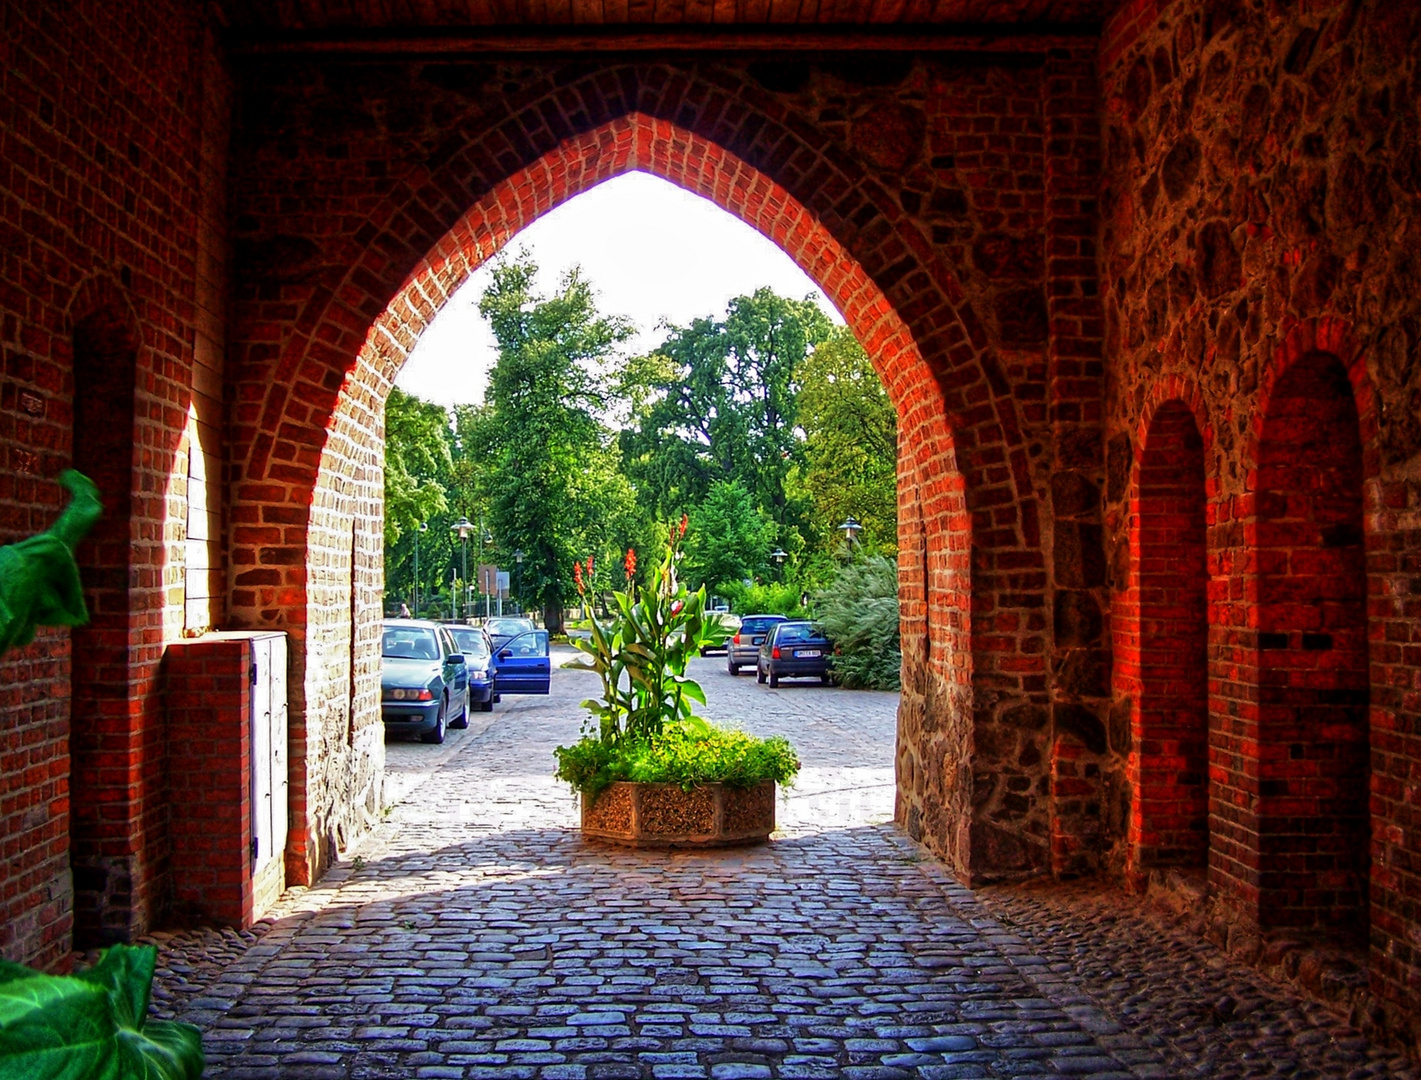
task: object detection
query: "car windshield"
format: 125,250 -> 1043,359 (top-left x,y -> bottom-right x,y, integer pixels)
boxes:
448,629 -> 489,658
382,627 -> 440,660
741,616 -> 785,633
486,618 -> 534,637
774,623 -> 823,644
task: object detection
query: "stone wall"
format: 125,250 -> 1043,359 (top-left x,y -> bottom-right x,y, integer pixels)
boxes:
1099,0 -> 1421,1047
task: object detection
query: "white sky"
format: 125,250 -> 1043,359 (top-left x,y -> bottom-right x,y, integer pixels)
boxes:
396,171 -> 844,408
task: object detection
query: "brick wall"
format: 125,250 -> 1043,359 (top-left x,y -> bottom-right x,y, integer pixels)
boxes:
1099,0 -> 1421,1047
164,637 -> 252,927
0,0 -> 227,963
223,55 -> 1083,887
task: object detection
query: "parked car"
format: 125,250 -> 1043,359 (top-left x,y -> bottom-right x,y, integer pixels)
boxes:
493,628 -> 551,696
699,611 -> 742,656
444,624 -> 496,712
726,614 -> 787,675
380,619 -> 470,743
757,620 -> 833,687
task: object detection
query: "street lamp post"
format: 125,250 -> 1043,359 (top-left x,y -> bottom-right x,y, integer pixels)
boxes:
412,521 -> 428,616
770,548 -> 788,581
513,549 -> 524,615
837,516 -> 862,554
452,516 -> 473,622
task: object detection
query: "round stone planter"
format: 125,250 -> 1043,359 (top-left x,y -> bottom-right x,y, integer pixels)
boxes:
580,779 -> 776,848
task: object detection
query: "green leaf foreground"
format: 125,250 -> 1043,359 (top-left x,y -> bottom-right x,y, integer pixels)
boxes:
0,945 -> 204,1080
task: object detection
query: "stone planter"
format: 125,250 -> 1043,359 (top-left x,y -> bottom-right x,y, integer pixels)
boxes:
580,779 -> 776,848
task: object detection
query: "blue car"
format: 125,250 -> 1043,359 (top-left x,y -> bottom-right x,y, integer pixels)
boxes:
493,628 -> 551,696
445,624 -> 496,712
756,621 -> 833,688
381,620 -> 470,743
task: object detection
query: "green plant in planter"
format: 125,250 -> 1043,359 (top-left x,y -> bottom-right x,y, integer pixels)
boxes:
555,521 -> 800,798
0,943 -> 204,1079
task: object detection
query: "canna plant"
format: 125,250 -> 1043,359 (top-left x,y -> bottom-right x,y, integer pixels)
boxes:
565,518 -> 729,747
555,521 -> 799,798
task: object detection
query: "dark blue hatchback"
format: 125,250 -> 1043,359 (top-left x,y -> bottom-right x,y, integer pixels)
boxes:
756,621 -> 833,688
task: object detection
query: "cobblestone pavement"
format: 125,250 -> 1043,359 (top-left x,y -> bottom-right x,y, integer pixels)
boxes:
150,648 -> 1417,1079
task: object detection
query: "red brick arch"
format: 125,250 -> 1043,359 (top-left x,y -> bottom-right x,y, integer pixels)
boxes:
1211,316 -> 1378,933
227,103 -> 1037,884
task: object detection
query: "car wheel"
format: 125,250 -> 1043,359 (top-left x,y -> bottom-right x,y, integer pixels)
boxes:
492,693 -> 502,703
768,671 -> 779,688
756,666 -> 766,684
450,689 -> 470,729
700,647 -> 708,657
421,698 -> 448,744
728,663 -> 739,676
820,673 -> 831,685
480,697 -> 494,712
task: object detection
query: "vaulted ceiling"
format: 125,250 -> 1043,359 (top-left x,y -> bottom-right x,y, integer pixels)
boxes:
219,0 -> 1119,33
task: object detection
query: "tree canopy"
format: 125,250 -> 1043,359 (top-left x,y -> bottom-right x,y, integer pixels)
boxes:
382,273 -> 898,618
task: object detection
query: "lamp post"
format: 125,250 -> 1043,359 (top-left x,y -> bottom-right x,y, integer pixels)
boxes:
452,516 -> 473,622
837,516 -> 862,554
770,548 -> 788,581
513,549 -> 524,614
412,521 -> 428,616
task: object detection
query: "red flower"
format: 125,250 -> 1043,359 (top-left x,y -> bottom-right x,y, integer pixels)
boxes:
586,555 -> 594,581
678,513 -> 688,538
624,547 -> 637,580
573,560 -> 584,591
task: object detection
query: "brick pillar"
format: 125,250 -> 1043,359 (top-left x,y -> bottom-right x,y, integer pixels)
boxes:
1041,48 -> 1112,877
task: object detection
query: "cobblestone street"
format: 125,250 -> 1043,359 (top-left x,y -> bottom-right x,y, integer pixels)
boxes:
155,649 -> 1417,1079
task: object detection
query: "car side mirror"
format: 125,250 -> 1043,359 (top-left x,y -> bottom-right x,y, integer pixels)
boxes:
498,650 -> 511,660
447,653 -> 465,664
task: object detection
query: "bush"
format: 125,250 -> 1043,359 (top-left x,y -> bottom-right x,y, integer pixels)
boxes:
714,580 -> 806,618
554,721 -> 800,798
813,556 -> 901,690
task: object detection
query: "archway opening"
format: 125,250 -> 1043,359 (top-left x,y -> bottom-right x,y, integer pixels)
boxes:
1125,400 -> 1208,883
262,113 -> 979,880
1254,350 -> 1369,936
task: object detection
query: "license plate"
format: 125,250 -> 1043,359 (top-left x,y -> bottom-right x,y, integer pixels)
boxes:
795,649 -> 821,658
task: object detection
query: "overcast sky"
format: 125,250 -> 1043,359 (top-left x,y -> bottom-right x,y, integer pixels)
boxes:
395,171 -> 845,408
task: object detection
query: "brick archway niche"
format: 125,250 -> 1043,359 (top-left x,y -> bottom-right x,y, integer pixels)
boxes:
1120,397 -> 1209,890
232,112 -> 1043,889
1211,327 -> 1376,941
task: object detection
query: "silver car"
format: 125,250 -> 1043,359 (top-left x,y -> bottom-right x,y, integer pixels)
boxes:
726,614 -> 788,676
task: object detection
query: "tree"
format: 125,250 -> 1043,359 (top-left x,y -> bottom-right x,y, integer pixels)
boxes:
619,288 -> 833,543
384,388 -> 453,611
682,480 -> 775,591
476,255 -> 634,632
795,328 -> 898,558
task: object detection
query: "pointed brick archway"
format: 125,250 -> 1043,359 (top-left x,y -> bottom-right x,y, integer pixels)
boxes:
227,102 -> 1049,889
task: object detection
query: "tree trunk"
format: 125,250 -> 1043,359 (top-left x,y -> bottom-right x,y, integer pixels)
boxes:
544,599 -> 563,635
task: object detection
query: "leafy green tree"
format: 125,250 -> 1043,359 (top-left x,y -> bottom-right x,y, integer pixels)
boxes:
682,480 -> 774,591
476,256 -> 634,632
384,388 -> 454,611
796,328 -> 898,558
619,288 -> 832,541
